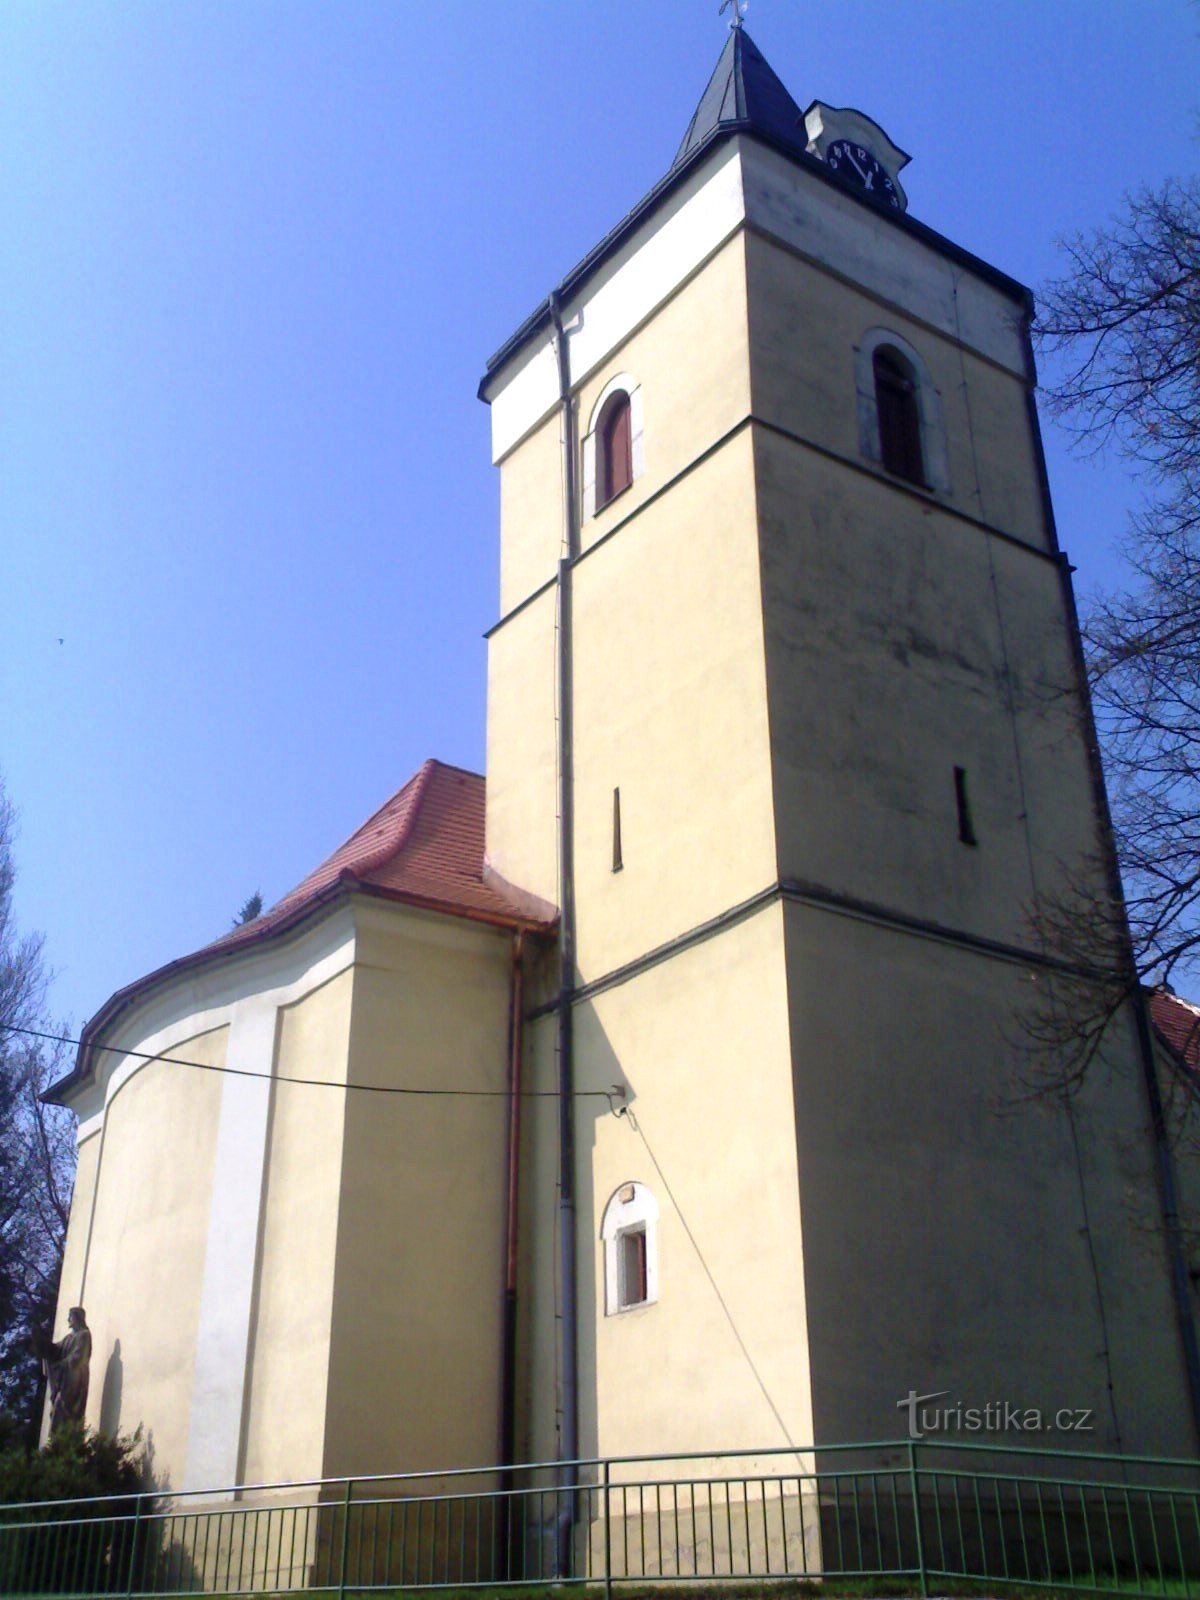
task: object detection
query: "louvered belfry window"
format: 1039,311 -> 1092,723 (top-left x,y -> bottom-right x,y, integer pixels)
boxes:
873,346 -> 925,486
597,390 -> 633,508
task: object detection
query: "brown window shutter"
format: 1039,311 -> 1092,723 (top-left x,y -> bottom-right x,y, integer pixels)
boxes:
620,1228 -> 647,1306
598,392 -> 633,507
874,349 -> 925,487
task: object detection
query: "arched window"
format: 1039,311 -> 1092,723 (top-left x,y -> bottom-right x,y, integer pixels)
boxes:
601,1181 -> 659,1314
582,374 -> 644,521
597,390 -> 633,509
854,329 -> 949,495
873,347 -> 925,486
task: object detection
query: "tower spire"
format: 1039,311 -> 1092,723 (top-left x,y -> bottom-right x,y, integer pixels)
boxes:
719,0 -> 746,28
674,20 -> 807,168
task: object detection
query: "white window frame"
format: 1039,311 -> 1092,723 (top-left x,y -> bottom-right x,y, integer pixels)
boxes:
582,373 -> 645,522
854,328 -> 950,495
601,1181 -> 659,1314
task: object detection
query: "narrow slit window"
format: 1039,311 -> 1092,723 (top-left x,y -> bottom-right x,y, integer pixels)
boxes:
954,765 -> 978,846
612,787 -> 623,873
874,347 -> 925,486
597,391 -> 633,509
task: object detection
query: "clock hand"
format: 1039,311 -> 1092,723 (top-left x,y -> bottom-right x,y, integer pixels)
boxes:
845,149 -> 869,182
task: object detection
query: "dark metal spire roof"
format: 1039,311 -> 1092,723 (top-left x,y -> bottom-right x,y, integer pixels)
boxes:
673,26 -> 809,168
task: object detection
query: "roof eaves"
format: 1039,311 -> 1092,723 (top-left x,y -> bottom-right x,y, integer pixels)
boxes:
351,879 -> 556,935
477,134 -> 727,400
478,127 -> 1031,404
44,874 -> 361,1105
45,872 -> 556,1106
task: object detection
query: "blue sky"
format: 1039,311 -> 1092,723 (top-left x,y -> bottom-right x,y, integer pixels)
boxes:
2,0 -> 1198,1030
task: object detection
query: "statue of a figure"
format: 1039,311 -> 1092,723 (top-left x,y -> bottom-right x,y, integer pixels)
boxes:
32,1307 -> 91,1433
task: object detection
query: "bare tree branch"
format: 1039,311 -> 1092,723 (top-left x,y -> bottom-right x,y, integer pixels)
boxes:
1026,177 -> 1200,1111
0,777 -> 76,1430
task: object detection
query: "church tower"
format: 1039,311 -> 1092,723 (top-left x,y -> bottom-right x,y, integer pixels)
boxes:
480,25 -> 1198,1467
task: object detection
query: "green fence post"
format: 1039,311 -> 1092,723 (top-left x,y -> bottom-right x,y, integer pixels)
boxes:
908,1439 -> 928,1598
337,1480 -> 353,1600
603,1458 -> 612,1600
126,1497 -> 144,1600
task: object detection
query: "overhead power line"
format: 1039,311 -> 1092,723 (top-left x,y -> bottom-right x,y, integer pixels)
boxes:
621,1106 -> 797,1450
2,1024 -> 623,1104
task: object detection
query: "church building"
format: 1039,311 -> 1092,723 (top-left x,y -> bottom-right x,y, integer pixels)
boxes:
48,23 -> 1200,1504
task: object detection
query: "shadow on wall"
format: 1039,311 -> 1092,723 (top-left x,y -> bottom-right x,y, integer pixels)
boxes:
573,1002 -> 624,1462
100,1339 -> 123,1436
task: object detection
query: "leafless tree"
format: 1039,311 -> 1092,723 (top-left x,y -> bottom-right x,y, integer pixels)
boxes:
1032,179 -> 1200,1046
0,781 -> 76,1436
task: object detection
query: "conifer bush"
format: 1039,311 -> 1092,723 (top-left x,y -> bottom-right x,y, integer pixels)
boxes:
0,1423 -> 151,1594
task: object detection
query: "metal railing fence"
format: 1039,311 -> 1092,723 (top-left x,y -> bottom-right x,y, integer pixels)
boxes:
1,1438 -> 1199,1597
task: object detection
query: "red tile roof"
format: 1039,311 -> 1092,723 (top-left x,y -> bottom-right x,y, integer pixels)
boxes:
50,761 -> 554,1102
1150,988 -> 1200,1072
203,759 -> 553,957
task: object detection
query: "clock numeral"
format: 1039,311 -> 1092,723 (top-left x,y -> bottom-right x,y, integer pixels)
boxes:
825,138 -> 899,210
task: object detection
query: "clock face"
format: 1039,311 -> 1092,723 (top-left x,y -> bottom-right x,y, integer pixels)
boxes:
825,139 -> 900,209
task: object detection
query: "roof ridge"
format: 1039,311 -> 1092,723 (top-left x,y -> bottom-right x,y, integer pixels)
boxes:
298,770 -> 423,874
347,758 -> 440,882
673,28 -> 738,162
1156,988 -> 1200,1018
423,759 -> 484,782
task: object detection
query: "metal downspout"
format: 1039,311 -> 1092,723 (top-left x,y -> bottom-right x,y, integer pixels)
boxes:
550,290 -> 580,1574
499,930 -> 525,1572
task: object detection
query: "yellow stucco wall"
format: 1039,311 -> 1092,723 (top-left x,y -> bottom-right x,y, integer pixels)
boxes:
491,429 -> 778,981
485,585 -> 560,909
492,180 -> 1200,1474
780,903 -> 1193,1457
494,233 -> 752,620
1162,1041 -> 1200,1314
737,223 -> 1194,1453
321,908 -> 514,1478
71,1026 -> 227,1487
498,412 -> 562,621
575,234 -> 752,557
986,531 -> 1108,899
571,430 -> 775,981
56,1129 -> 100,1336
753,424 -> 1101,945
743,230 -> 1048,547
510,1010 -> 556,1468
518,907 -> 814,1468
487,236 -> 762,926
240,967 -> 353,1485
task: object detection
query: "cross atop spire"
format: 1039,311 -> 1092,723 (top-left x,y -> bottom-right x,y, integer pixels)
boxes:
720,0 -> 747,28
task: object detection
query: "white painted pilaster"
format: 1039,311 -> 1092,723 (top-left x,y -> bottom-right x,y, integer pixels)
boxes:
182,998 -> 276,1491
